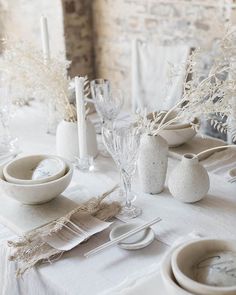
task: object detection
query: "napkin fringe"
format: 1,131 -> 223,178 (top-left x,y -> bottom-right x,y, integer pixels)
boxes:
7,187 -> 121,277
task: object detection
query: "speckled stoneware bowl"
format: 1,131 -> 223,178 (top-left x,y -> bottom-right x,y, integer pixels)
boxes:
0,161 -> 73,205
147,110 -> 198,130
158,126 -> 196,147
161,249 -> 193,295
3,155 -> 66,185
171,239 -> 236,295
147,111 -> 198,147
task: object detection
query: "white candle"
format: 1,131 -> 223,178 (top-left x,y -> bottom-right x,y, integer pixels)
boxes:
75,76 -> 88,159
40,16 -> 50,62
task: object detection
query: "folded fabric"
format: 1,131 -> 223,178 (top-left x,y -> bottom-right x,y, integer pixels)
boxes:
7,187 -> 121,277
131,39 -> 190,113
0,243 -> 63,295
99,233 -> 200,295
203,149 -> 236,180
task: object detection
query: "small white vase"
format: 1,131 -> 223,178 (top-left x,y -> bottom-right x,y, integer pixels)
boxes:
56,119 -> 98,162
138,134 -> 168,194
168,153 -> 210,203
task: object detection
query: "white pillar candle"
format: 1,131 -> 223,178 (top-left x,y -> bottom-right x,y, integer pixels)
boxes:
75,76 -> 88,159
40,16 -> 50,62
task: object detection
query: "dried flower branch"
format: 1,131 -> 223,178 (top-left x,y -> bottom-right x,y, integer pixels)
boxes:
137,28 -> 236,136
0,39 -> 90,123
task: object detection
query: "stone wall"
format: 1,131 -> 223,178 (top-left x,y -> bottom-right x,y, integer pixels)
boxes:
62,0 -> 94,78
91,0 -> 236,108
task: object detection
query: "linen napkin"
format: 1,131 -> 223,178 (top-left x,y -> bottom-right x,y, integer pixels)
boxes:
131,39 -> 190,113
7,188 -> 121,276
202,148 -> 236,180
99,233 -> 200,295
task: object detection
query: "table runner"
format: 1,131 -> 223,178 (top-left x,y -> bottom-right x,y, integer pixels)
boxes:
0,241 -> 65,295
99,233 -> 200,295
99,264 -> 164,295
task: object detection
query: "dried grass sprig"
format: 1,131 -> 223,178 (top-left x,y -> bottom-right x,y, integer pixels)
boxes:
137,28 -> 236,136
0,39 -> 90,123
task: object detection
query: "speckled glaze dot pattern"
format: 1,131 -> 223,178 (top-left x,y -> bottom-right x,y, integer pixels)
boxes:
138,134 -> 168,194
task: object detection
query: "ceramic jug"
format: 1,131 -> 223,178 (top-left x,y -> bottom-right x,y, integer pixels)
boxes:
168,153 -> 210,203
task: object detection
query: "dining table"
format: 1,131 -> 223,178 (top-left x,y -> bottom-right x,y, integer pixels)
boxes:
1,101 -> 236,295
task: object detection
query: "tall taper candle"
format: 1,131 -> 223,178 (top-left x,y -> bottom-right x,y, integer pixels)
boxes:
40,16 -> 50,62
75,76 -> 88,159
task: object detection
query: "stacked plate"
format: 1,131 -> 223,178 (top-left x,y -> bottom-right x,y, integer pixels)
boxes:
161,238 -> 236,295
0,154 -> 73,205
148,111 -> 198,147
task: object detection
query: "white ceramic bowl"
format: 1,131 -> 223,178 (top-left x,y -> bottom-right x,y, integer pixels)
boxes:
0,161 -> 73,205
3,155 -> 66,185
171,239 -> 236,295
160,250 -> 193,295
147,110 -> 196,130
158,126 -> 196,147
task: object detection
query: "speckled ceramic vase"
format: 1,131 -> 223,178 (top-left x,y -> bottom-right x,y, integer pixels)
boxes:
168,153 -> 210,203
138,134 -> 168,194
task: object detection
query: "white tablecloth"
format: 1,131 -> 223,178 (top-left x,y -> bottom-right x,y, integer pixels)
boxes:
1,102 -> 236,295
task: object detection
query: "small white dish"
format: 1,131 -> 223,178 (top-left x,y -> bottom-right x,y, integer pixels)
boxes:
171,238 -> 236,295
109,223 -> 155,250
0,160 -> 73,205
3,155 -> 66,185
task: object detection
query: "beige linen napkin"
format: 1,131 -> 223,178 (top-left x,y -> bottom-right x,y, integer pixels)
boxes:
203,149 -> 236,180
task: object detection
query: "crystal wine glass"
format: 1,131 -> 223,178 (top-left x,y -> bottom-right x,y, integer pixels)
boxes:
90,79 -> 123,129
91,79 -> 124,157
102,123 -> 142,220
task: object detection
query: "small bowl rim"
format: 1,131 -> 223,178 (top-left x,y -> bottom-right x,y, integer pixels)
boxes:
3,154 -> 67,185
1,156 -> 73,188
158,125 -> 197,133
171,238 -> 236,292
160,248 -> 193,295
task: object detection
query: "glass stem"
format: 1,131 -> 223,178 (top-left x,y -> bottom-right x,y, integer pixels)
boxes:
119,171 -> 124,195
121,169 -> 132,210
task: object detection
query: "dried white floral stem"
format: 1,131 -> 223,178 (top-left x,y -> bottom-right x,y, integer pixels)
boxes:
158,64 -> 231,132
157,101 -> 183,130
0,39 -> 92,123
